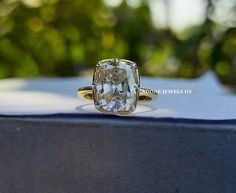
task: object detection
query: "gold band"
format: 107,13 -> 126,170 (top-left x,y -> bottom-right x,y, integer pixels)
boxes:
77,86 -> 157,103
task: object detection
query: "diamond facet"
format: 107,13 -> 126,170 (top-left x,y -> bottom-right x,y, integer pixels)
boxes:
93,59 -> 139,114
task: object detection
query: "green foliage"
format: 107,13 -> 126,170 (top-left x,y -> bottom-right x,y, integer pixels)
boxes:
0,0 -> 236,86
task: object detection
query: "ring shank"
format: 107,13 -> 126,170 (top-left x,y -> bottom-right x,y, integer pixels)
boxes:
138,88 -> 158,102
77,86 -> 157,103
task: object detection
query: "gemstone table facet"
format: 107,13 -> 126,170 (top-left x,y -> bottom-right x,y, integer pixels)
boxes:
93,59 -> 139,114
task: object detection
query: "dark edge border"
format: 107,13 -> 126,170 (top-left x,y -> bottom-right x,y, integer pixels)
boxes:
0,113 -> 236,125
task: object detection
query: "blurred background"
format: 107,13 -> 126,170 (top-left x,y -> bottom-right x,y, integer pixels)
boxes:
0,0 -> 236,86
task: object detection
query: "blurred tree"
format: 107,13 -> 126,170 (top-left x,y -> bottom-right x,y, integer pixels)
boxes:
0,0 -> 236,86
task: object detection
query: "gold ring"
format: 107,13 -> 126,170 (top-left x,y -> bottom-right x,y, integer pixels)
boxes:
77,58 -> 157,114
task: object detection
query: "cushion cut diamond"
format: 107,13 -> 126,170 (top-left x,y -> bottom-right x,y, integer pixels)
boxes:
93,59 -> 139,114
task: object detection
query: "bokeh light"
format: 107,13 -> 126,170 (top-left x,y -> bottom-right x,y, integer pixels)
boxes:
0,0 -> 235,86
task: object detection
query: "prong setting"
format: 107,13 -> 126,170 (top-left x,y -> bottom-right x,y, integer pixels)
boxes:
92,58 -> 139,114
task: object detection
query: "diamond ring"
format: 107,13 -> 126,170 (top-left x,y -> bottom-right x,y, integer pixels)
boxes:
77,58 -> 157,114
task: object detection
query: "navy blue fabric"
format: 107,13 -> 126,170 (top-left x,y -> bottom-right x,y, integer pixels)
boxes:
0,114 -> 236,193
1,113 -> 236,125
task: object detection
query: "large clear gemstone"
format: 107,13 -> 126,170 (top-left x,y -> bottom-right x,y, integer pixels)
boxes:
93,59 -> 139,113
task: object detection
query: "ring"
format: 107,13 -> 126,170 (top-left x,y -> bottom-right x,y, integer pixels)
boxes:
77,58 -> 157,114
